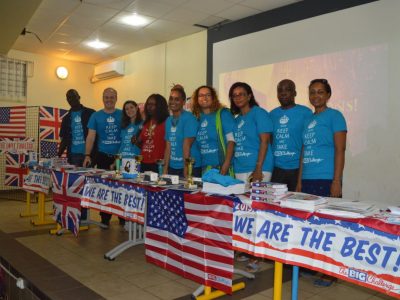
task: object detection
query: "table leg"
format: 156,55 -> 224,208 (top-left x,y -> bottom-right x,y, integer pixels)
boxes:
273,261 -> 283,300
20,192 -> 37,217
292,266 -> 299,300
31,192 -> 55,226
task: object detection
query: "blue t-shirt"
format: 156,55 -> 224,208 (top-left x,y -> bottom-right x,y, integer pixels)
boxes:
196,109 -> 235,167
233,106 -> 274,173
302,108 -> 347,180
165,110 -> 201,169
119,122 -> 143,158
270,104 -> 313,169
70,110 -> 85,154
87,109 -> 122,155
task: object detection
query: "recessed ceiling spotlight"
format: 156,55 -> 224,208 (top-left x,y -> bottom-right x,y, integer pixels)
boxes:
87,39 -> 110,49
121,13 -> 150,27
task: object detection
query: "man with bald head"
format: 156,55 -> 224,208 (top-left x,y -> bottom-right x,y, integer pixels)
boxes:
58,89 -> 95,166
270,79 -> 312,191
83,87 -> 123,226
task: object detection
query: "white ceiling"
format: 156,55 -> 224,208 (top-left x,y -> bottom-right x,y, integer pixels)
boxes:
11,0 -> 301,64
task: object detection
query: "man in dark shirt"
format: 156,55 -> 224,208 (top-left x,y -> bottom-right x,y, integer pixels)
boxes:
58,89 -> 95,166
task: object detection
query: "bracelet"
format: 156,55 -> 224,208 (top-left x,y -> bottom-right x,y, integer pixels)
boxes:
85,154 -> 91,157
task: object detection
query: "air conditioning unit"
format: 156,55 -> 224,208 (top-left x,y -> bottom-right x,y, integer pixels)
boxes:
91,60 -> 124,83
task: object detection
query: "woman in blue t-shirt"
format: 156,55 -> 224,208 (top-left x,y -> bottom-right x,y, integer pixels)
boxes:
191,85 -> 235,176
163,85 -> 201,178
118,100 -> 143,158
229,82 -> 274,183
297,79 -> 347,198
229,82 -> 274,273
296,79 -> 347,287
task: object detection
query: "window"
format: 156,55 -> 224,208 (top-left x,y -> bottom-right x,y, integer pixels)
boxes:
0,56 -> 27,102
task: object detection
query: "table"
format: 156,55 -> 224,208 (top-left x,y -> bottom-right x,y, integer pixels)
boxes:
22,168 -> 54,226
233,200 -> 400,299
76,175 -> 251,297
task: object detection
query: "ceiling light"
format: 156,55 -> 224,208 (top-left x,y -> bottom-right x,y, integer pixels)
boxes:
56,66 -> 68,79
86,39 -> 110,49
121,13 -> 150,27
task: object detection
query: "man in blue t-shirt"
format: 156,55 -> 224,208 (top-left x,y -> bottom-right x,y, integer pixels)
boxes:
270,79 -> 312,191
83,87 -> 123,226
58,89 -> 95,166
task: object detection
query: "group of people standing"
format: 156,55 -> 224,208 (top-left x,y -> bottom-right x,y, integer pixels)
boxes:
59,79 -> 347,235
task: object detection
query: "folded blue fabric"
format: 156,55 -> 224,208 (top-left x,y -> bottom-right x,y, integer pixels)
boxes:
202,169 -> 243,187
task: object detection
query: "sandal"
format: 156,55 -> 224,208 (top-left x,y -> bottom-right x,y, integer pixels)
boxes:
245,260 -> 261,273
314,275 -> 337,287
299,269 -> 317,278
236,254 -> 250,262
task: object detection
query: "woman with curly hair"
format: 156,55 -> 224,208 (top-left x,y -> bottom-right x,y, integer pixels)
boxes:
138,94 -> 169,172
192,85 -> 235,175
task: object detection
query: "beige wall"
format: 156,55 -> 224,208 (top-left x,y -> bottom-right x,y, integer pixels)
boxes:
93,30 -> 207,107
165,31 -> 207,98
4,50 -> 95,109
92,43 -> 166,108
2,30 -> 207,110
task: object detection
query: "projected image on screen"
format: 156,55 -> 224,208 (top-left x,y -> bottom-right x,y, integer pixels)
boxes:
218,44 -> 388,157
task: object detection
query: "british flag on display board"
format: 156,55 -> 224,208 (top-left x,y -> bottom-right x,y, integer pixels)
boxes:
145,190 -> 235,294
0,106 -> 26,138
39,106 -> 67,141
4,153 -> 29,187
51,170 -> 84,236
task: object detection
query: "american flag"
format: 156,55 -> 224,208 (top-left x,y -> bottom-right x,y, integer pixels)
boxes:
5,153 -> 29,187
145,190 -> 234,294
39,106 -> 67,140
52,170 -> 85,236
40,140 -> 58,158
0,106 -> 26,137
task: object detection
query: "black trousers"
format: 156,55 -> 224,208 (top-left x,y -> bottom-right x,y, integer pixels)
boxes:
168,167 -> 202,178
271,167 -> 299,192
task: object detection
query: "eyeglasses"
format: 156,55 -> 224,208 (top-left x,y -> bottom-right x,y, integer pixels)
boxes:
231,92 -> 247,99
198,93 -> 212,99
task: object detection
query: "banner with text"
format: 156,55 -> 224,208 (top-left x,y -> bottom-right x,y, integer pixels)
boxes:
0,138 -> 35,154
81,176 -> 145,223
22,169 -> 52,194
233,203 -> 400,298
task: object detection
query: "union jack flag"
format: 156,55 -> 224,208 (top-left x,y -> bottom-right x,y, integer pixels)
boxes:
39,106 -> 67,141
53,203 -> 81,236
52,170 -> 85,236
145,190 -> 234,294
0,106 -> 26,137
5,153 -> 29,187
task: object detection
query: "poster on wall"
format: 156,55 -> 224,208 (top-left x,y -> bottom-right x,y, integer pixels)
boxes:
0,138 -> 35,154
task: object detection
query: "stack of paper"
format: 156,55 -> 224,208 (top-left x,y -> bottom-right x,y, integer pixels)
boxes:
317,200 -> 377,218
388,206 -> 400,216
279,192 -> 327,212
250,182 -> 288,202
202,181 -> 246,195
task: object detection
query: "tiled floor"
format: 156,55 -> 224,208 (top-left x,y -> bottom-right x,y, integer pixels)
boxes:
0,197 -> 397,300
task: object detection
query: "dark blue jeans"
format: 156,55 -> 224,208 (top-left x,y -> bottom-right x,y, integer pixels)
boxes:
301,179 -> 333,197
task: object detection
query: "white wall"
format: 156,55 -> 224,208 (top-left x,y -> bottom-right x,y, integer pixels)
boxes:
4,50 -> 95,109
